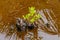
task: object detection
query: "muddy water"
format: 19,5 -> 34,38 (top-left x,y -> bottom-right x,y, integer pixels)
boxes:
0,0 -> 60,40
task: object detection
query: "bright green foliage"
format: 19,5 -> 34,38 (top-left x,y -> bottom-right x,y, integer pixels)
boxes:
23,6 -> 42,23
29,6 -> 36,14
30,18 -> 35,23
36,14 -> 42,19
30,13 -> 42,23
23,6 -> 36,19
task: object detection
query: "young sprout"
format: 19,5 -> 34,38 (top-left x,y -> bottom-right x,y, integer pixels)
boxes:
23,6 -> 36,20
23,6 -> 42,23
29,6 -> 36,14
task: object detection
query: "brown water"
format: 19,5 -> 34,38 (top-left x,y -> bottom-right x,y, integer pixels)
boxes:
0,0 -> 60,40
